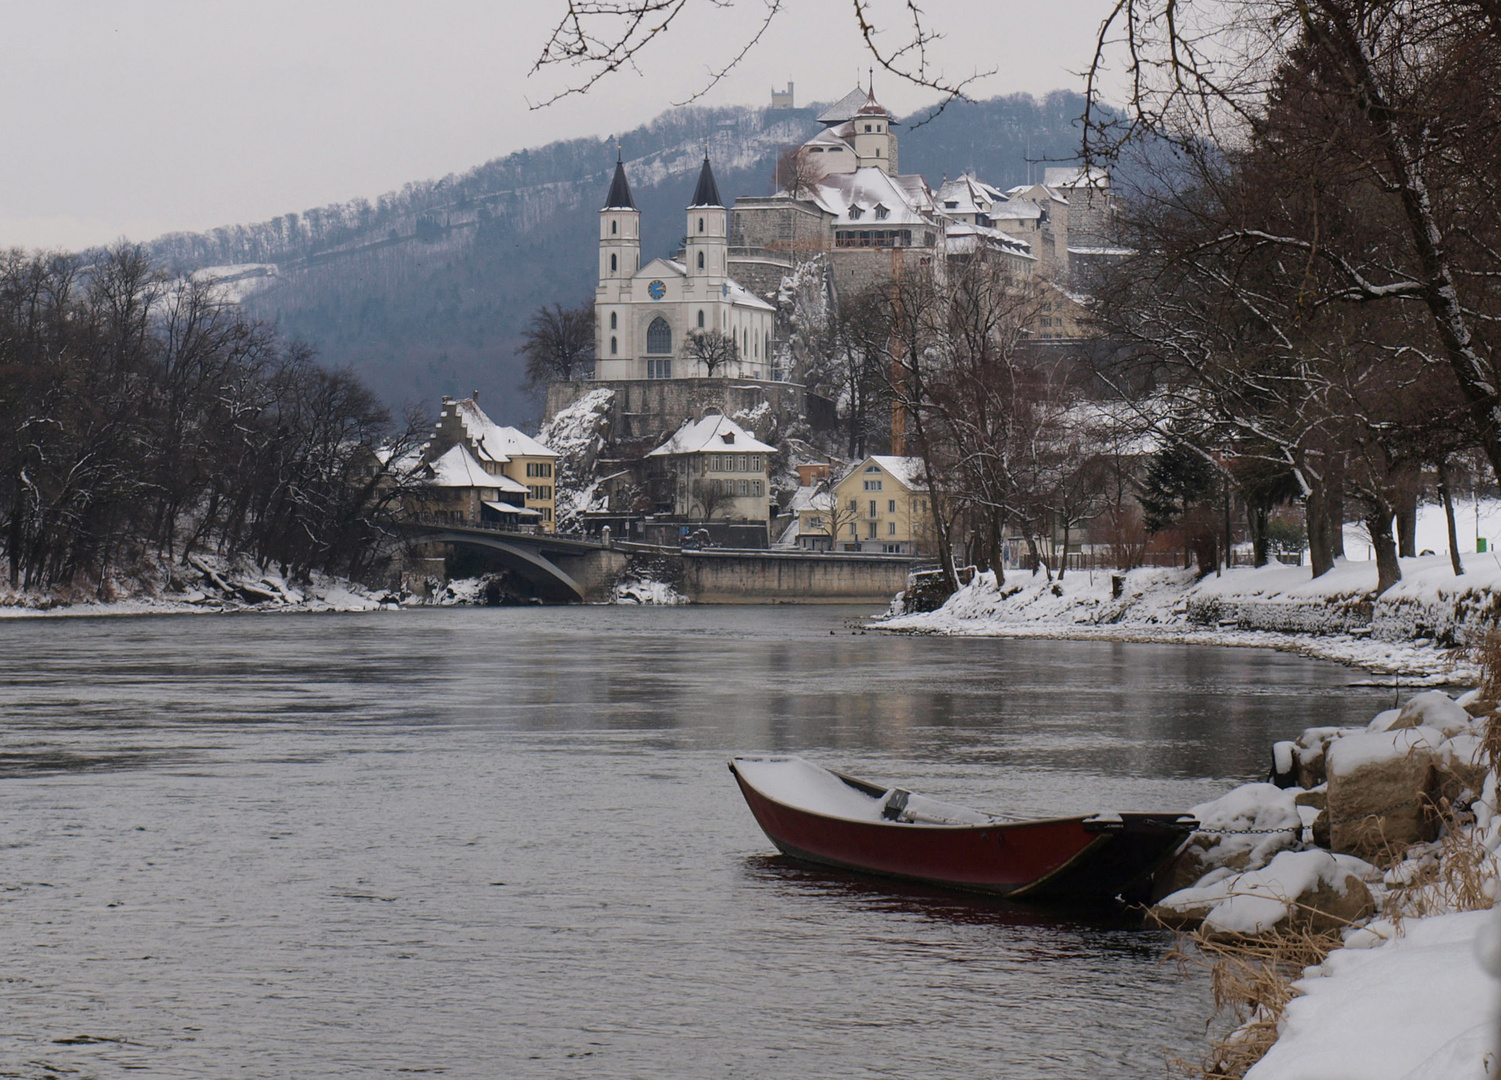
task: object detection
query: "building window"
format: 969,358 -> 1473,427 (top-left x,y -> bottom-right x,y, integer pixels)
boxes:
610,336 -> 617,355
737,455 -> 746,471
611,220 -> 617,235
647,358 -> 672,378
867,521 -> 877,538
610,312 -> 617,329
888,521 -> 896,535
887,499 -> 895,512
698,251 -> 705,270
646,317 -> 672,354
849,523 -> 858,538
698,216 -> 705,233
610,253 -> 617,272
864,123 -> 872,132
765,334 -> 771,360
526,462 -> 553,478
753,481 -> 763,497
864,479 -> 882,491
868,500 -> 877,517
751,455 -> 760,471
697,310 -> 704,328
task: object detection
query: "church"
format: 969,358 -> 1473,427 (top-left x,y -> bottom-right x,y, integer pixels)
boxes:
592,153 -> 777,382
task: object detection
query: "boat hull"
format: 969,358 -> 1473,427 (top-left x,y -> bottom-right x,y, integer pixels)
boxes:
730,761 -> 1192,902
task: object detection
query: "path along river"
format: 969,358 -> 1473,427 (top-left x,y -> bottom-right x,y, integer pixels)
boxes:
0,605 -> 1397,1078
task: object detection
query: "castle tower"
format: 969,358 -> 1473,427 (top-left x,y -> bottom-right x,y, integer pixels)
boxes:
852,86 -> 897,174
684,154 -> 727,283
597,152 -> 640,370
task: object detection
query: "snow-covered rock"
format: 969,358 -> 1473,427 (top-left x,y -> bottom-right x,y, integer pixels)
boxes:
1327,727 -> 1447,859
1155,783 -> 1305,898
1152,849 -> 1377,936
1392,690 -> 1473,736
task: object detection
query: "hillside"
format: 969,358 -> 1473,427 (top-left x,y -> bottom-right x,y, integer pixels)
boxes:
147,90 -> 1095,425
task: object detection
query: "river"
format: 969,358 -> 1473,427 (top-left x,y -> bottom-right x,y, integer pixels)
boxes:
0,605 -> 1396,1078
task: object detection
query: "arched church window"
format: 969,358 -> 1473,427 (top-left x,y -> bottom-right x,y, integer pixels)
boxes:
610,312 -> 617,329
765,334 -> 771,360
743,328 -> 748,354
610,254 -> 617,272
697,251 -> 705,270
697,310 -> 704,328
611,220 -> 617,235
647,317 -> 672,354
610,336 -> 617,355
698,217 -> 705,233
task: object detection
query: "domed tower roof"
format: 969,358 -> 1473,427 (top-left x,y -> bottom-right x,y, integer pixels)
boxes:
603,152 -> 637,211
856,88 -> 891,118
688,154 -> 723,209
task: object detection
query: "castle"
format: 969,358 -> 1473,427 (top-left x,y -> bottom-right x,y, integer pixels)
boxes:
587,80 -> 1120,385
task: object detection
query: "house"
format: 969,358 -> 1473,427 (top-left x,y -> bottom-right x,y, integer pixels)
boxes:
413,443 -> 542,529
646,414 -> 775,525
774,483 -> 838,550
832,455 -> 936,554
424,395 -> 560,530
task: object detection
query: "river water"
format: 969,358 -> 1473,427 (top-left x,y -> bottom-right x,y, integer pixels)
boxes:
0,605 -> 1396,1078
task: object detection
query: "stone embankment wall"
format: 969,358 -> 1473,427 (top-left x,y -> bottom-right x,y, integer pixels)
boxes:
679,550 -> 915,604
1187,581 -> 1501,647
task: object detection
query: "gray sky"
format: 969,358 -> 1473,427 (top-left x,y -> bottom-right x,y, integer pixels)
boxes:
0,0 -> 1115,251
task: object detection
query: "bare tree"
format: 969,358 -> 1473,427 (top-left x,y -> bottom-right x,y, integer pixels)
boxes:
519,301 -> 595,386
684,328 -> 738,377
774,145 -> 820,199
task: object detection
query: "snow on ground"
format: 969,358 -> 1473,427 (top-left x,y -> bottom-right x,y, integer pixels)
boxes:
1246,908 -> 1500,1080
880,557 -> 1501,680
1342,498 -> 1501,563
610,577 -> 687,605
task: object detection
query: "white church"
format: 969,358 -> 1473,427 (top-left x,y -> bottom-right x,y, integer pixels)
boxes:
593,154 -> 776,382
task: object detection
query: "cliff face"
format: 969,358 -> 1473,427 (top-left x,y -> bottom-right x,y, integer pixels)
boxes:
147,91 -> 1094,423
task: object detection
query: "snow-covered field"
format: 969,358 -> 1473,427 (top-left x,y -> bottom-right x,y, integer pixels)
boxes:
880,555 -> 1501,681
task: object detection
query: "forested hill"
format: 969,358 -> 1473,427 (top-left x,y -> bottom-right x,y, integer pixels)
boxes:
147,90 -> 1093,425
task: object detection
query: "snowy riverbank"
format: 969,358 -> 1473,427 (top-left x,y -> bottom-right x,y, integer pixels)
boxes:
878,555 -> 1501,682
1144,686 -> 1501,1078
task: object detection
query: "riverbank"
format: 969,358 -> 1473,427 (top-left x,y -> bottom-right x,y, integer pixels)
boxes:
877,555 -> 1501,683
1144,683 -> 1501,1078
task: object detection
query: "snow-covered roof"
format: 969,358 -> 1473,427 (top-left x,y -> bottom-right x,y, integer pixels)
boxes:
817,87 -> 871,125
944,222 -> 1035,260
935,174 -> 1008,216
424,445 -> 529,491
724,278 -> 776,312
1043,165 -> 1110,190
647,414 -> 776,457
448,397 -> 558,461
483,499 -> 541,517
812,168 -> 933,227
842,455 -> 928,491
1068,246 -> 1135,257
785,485 -> 835,513
989,201 -> 1043,221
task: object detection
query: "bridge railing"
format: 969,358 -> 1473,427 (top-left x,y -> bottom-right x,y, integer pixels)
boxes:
411,513 -> 541,536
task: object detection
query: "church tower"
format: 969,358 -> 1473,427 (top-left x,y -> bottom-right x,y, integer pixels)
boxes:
853,87 -> 897,174
597,152 -> 640,372
684,154 -> 727,283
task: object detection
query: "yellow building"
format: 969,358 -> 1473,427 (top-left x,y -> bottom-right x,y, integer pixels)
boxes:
425,395 -> 560,531
832,455 -> 935,554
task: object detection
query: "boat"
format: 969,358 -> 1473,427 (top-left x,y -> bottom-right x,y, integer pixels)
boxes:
729,755 -> 1197,903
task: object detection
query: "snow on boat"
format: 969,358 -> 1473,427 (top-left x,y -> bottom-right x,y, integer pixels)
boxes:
729,756 -> 1197,902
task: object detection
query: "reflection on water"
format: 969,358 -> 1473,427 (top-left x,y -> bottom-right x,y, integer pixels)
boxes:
0,606 -> 1394,1078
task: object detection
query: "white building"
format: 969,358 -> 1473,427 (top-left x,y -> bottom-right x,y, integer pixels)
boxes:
645,414 -> 775,521
593,154 -> 776,382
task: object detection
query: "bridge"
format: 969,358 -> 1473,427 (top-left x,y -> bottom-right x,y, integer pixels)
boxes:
400,518 -> 924,604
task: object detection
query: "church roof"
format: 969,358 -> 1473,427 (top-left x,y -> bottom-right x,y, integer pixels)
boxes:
816,87 -> 871,125
688,155 -> 723,208
603,156 -> 637,210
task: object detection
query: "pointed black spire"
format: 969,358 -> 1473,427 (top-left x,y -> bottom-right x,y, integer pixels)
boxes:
688,154 -> 723,208
603,150 -> 636,210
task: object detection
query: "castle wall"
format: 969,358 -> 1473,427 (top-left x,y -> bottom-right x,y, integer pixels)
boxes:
546,377 -> 835,445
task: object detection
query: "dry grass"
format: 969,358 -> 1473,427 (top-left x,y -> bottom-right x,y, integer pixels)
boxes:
1448,629 -> 1501,774
1383,804 -> 1498,921
1169,924 -> 1345,1079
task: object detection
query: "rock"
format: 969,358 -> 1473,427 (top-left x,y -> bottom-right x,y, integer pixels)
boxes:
1294,787 -> 1327,810
1271,740 -> 1298,788
1151,782 -> 1303,900
1311,808 -> 1330,848
1366,708 -> 1402,733
1432,733 -> 1491,810
1463,699 -> 1498,719
1327,727 -> 1445,861
1292,726 -> 1353,789
1154,850 -> 1377,937
1390,691 -> 1472,737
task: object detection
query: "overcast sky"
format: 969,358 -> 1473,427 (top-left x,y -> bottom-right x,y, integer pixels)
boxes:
1,0 -> 1115,251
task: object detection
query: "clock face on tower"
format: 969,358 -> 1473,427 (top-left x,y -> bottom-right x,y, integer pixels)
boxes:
647,280 -> 666,300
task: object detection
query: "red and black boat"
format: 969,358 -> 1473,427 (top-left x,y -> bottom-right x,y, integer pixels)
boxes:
729,756 -> 1196,903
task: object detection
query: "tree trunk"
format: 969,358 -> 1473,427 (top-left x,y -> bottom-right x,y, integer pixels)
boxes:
1438,459 -> 1464,577
1248,501 -> 1269,567
1307,486 -> 1335,578
1394,477 -> 1419,558
1058,521 -> 1070,579
1367,509 -> 1401,595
